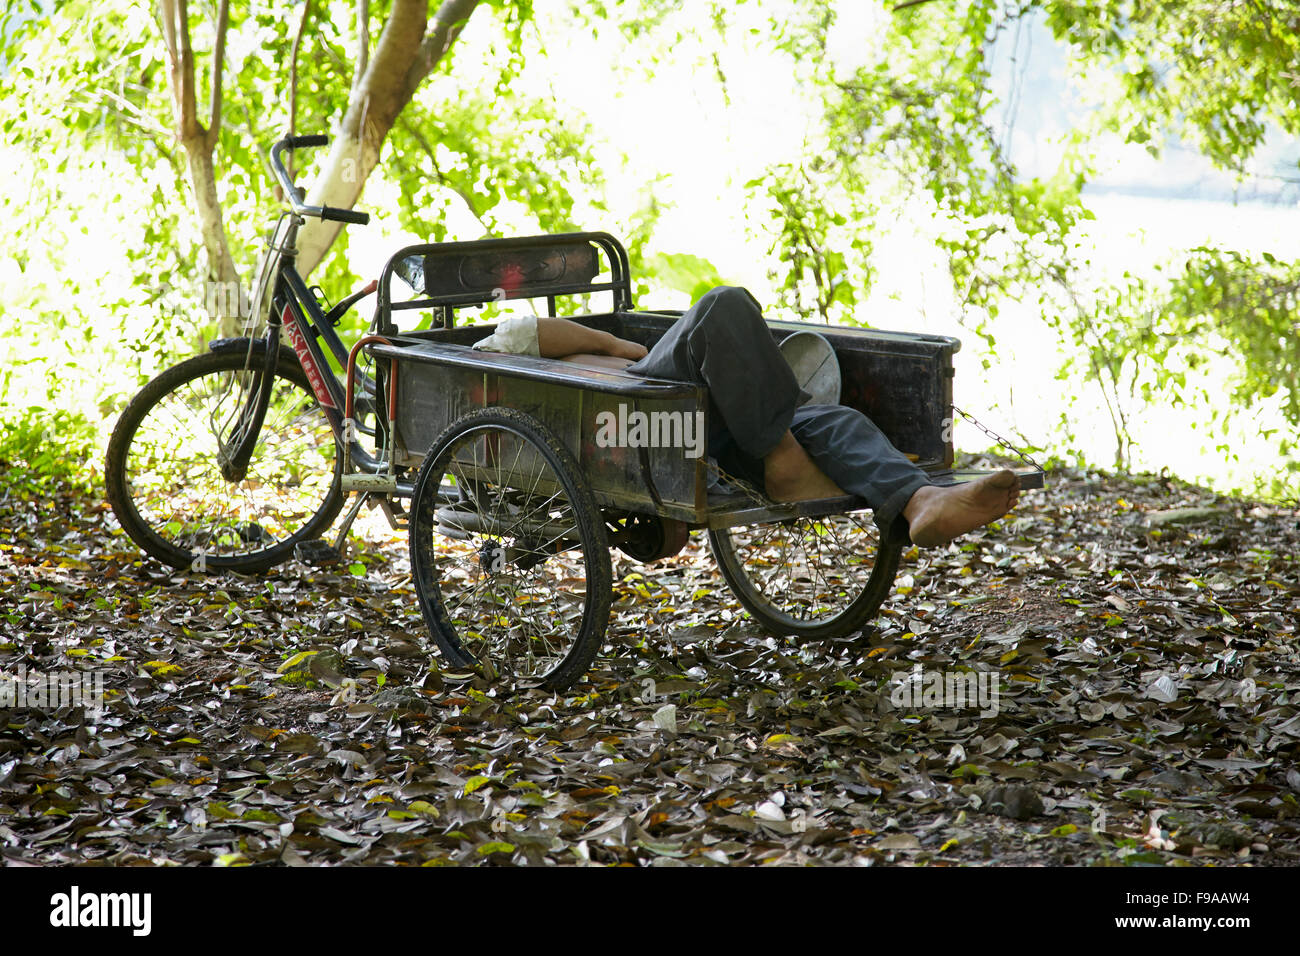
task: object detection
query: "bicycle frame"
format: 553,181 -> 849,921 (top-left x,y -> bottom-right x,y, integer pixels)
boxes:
218,139 -> 388,485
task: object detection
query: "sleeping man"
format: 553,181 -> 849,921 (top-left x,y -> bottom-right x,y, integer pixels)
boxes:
473,286 -> 1020,547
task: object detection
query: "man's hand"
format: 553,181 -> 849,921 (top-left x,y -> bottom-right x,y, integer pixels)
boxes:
612,338 -> 648,360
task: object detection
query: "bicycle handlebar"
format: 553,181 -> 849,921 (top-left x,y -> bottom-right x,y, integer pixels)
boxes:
270,135 -> 371,226
322,206 -> 371,225
285,134 -> 328,149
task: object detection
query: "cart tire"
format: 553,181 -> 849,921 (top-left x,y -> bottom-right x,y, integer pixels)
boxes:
105,349 -> 343,572
409,407 -> 612,690
708,511 -> 903,639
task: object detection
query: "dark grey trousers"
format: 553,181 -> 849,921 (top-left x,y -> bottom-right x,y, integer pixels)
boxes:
626,286 -> 932,533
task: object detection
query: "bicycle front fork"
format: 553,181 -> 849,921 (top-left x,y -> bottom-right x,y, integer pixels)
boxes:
217,327 -> 282,482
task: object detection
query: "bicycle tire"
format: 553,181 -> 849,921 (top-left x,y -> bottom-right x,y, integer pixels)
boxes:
709,512 -> 903,640
105,348 -> 344,572
408,407 -> 612,691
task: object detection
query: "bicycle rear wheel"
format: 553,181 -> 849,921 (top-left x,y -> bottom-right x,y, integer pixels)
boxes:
709,511 -> 902,640
105,348 -> 343,572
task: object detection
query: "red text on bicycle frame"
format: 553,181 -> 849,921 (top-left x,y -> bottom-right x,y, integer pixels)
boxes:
282,304 -> 337,409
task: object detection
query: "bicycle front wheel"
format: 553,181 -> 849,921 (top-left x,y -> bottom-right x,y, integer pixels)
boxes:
105,348 -> 343,572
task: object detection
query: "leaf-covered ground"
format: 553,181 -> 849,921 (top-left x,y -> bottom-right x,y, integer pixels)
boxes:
1,457 -> 1298,866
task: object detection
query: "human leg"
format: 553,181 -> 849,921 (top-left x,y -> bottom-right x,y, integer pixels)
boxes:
628,288 -> 1019,545
787,404 -> 1019,544
626,286 -> 809,460
762,429 -> 846,502
903,472 -> 1020,546
786,404 -> 931,535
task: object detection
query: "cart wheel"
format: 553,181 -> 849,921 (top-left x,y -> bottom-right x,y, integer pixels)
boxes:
408,407 -> 612,690
708,511 -> 903,639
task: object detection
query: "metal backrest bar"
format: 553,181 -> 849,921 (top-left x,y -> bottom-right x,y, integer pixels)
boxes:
388,280 -> 628,312
376,231 -> 633,334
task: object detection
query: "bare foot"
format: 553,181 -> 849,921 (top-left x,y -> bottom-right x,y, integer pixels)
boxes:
764,431 -> 846,502
904,470 -> 1020,547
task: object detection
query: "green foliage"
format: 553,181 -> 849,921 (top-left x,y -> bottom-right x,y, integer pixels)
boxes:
0,405 -> 99,494
1164,249 -> 1300,425
731,0 -> 1297,496
0,0 -> 641,487
1070,248 -> 1300,494
388,93 -> 603,244
754,1 -> 1094,328
1041,0 -> 1300,171
1,0 -> 1297,501
753,162 -> 869,324
1,0 -> 611,319
640,251 -> 730,302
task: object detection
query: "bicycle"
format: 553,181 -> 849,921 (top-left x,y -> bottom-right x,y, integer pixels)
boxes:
105,135 -> 389,573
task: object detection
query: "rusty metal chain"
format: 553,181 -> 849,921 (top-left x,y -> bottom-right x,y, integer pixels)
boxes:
951,405 -> 1045,472
704,457 -> 773,508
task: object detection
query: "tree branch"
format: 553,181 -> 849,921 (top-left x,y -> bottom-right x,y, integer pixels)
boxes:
892,0 -> 946,13
288,0 -> 314,178
352,0 -> 370,99
341,0 -> 427,140
206,0 -> 230,152
297,0 -> 486,276
402,117 -> 490,230
405,0 -> 480,97
176,0 -> 198,137
158,0 -> 199,138
158,0 -> 178,64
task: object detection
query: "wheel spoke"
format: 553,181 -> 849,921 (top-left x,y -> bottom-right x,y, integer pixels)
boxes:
709,510 -> 899,638
410,411 -> 610,689
107,352 -> 342,570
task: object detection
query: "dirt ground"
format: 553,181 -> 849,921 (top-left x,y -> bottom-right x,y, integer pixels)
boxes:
1,458 -> 1297,866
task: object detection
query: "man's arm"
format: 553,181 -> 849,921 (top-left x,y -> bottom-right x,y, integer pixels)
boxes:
536,317 -> 647,361
558,353 -> 639,370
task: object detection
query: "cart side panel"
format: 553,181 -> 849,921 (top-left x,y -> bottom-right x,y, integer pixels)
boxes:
616,313 -> 957,470
494,379 -> 705,522
391,355 -> 706,522
833,346 -> 955,468
392,361 -> 483,464
764,322 -> 957,470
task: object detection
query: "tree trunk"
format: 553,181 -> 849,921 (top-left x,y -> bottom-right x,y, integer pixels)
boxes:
295,0 -> 481,278
158,0 -> 240,333
160,0 -> 482,326
183,133 -> 241,333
